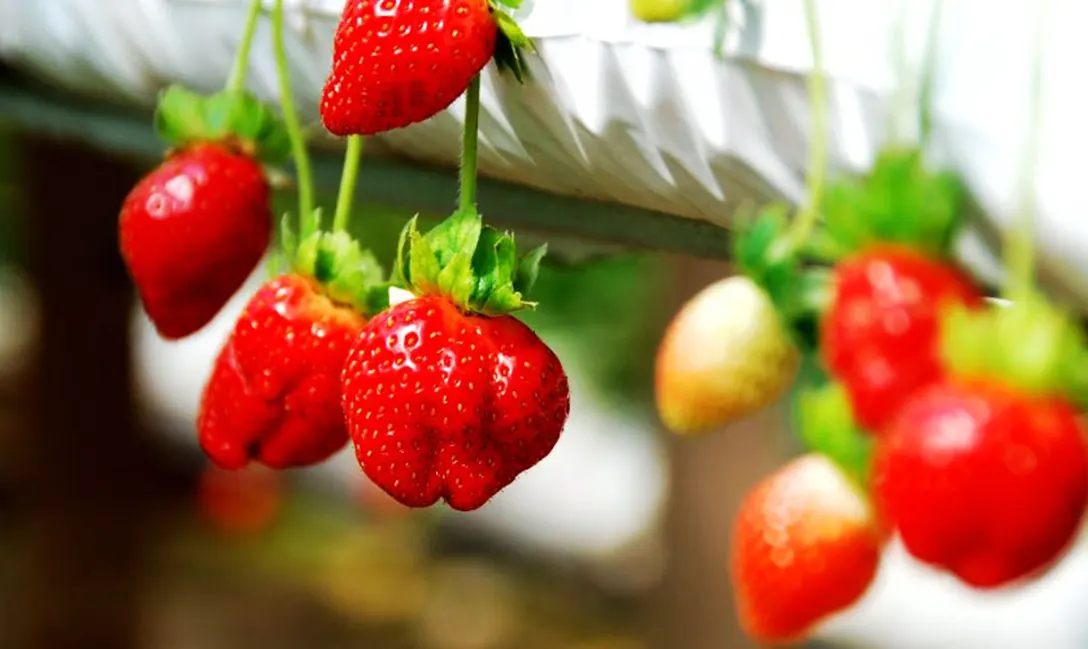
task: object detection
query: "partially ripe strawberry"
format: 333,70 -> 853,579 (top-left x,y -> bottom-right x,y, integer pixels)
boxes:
343,294 -> 569,511
198,271 -> 367,469
821,244 -> 984,432
120,144 -> 271,339
731,454 -> 882,645
656,275 -> 800,435
321,0 -> 531,136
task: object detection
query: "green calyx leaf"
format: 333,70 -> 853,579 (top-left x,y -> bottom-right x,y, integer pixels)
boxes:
154,85 -> 291,164
821,146 -> 965,259
395,207 -> 543,316
732,203 -> 831,352
489,3 -> 534,83
940,294 -> 1088,407
294,227 -> 390,317
797,380 -> 874,487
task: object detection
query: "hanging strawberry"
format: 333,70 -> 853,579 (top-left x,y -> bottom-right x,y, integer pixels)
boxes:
320,0 -> 531,136
817,147 -> 985,433
198,0 -> 390,470
341,76 -> 569,512
655,0 -> 831,436
197,239 -> 387,469
872,296 -> 1088,588
873,26 -> 1088,588
655,206 -> 818,435
120,0 -> 290,339
731,454 -> 883,645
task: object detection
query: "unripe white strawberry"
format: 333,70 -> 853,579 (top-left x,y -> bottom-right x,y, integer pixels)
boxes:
655,275 -> 800,435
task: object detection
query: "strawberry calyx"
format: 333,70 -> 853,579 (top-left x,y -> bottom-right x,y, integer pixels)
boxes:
734,204 -> 831,352
293,226 -> 391,317
393,206 -> 546,317
489,0 -> 534,82
812,146 -> 965,261
796,379 -> 874,487
155,85 -> 292,165
940,294 -> 1088,408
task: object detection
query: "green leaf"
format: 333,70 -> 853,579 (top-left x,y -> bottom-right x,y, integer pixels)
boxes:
392,216 -> 417,287
493,0 -> 523,9
294,230 -> 388,316
822,146 -> 966,258
941,295 -> 1088,407
151,85 -> 290,164
492,9 -> 533,83
408,228 -> 442,296
797,381 -> 874,486
154,85 -> 209,147
515,244 -> 547,295
280,212 -> 298,262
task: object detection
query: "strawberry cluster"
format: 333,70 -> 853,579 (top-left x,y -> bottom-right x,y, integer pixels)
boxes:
119,0 -> 567,513
656,146 -> 1088,645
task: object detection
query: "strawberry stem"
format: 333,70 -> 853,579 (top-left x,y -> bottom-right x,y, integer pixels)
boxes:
272,0 -> 315,239
779,0 -> 827,252
917,0 -> 945,148
1003,0 -> 1050,301
711,2 -> 728,60
459,75 -> 482,212
332,135 -> 366,233
225,0 -> 264,95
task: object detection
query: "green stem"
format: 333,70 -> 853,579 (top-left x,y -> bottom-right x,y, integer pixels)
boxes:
917,0 -> 945,147
226,0 -> 264,94
1004,0 -> 1050,300
712,1 -> 729,60
332,135 -> 366,233
887,0 -> 910,143
781,0 -> 828,251
459,75 -> 482,212
272,0 -> 315,237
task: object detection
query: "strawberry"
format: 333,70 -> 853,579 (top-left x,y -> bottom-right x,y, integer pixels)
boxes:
198,232 -> 390,470
821,244 -> 984,431
320,0 -> 532,136
121,144 -> 271,338
655,275 -> 800,434
120,87 -> 290,339
731,454 -> 883,645
815,147 -> 983,432
341,208 -> 568,511
196,464 -> 283,538
872,295 -> 1088,588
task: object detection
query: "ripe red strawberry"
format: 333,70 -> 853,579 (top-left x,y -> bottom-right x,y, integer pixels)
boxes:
198,272 -> 368,470
341,206 -> 566,511
342,293 -> 569,511
731,454 -> 883,645
873,378 -> 1088,588
120,143 -> 272,339
821,244 -> 984,432
320,0 -> 531,136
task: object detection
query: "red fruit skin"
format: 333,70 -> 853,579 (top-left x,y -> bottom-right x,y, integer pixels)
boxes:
197,275 -> 366,470
320,0 -> 498,136
821,245 -> 984,432
873,379 -> 1088,588
731,455 -> 883,645
341,295 -> 570,512
119,144 -> 271,339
